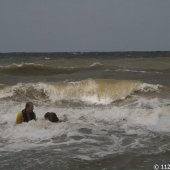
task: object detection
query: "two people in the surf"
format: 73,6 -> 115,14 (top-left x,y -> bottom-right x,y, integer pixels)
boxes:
16,102 -> 65,124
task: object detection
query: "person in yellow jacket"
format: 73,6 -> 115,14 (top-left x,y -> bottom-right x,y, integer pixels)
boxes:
16,102 -> 36,124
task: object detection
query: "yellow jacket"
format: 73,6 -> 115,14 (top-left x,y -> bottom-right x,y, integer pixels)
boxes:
16,112 -> 23,124
16,111 -> 36,124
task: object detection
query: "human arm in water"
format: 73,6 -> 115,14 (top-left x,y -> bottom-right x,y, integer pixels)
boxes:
58,114 -> 67,122
58,118 -> 65,122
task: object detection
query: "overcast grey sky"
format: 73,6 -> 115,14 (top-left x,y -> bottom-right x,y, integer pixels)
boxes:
0,0 -> 170,52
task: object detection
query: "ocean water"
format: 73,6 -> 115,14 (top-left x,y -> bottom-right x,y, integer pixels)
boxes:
0,52 -> 170,170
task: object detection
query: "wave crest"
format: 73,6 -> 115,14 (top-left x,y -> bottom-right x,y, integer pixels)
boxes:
0,79 -> 162,105
0,63 -> 103,76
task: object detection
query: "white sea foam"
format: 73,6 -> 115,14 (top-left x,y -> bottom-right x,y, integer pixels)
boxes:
115,68 -> 147,73
0,63 -> 43,69
0,96 -> 170,153
115,68 -> 161,74
44,57 -> 50,60
90,62 -> 103,67
0,79 -> 165,155
0,79 -> 162,105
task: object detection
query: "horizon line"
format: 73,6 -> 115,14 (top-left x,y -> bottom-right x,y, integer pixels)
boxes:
0,50 -> 170,54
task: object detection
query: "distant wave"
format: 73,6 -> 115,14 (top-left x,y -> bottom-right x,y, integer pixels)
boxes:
89,62 -> 103,67
0,63 -> 103,76
0,79 -> 162,105
115,68 -> 161,74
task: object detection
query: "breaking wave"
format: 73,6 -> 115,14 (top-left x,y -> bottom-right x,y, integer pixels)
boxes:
0,79 -> 162,105
115,68 -> 161,74
0,63 -> 103,76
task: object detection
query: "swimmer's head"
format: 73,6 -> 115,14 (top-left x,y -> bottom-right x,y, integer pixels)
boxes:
44,112 -> 59,123
25,102 -> 34,113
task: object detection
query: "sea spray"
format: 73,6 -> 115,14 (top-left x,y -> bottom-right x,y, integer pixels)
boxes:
0,79 -> 162,105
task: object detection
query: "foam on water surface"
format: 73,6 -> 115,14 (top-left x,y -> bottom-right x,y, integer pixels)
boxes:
0,79 -> 162,105
0,95 -> 170,157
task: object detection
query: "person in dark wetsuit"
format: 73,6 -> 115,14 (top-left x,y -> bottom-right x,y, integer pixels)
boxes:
16,102 -> 36,124
44,112 -> 65,123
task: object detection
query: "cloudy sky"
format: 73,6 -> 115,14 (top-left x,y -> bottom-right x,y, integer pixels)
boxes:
0,0 -> 170,52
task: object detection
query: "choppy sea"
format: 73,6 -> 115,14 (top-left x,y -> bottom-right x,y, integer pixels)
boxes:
0,52 -> 170,170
